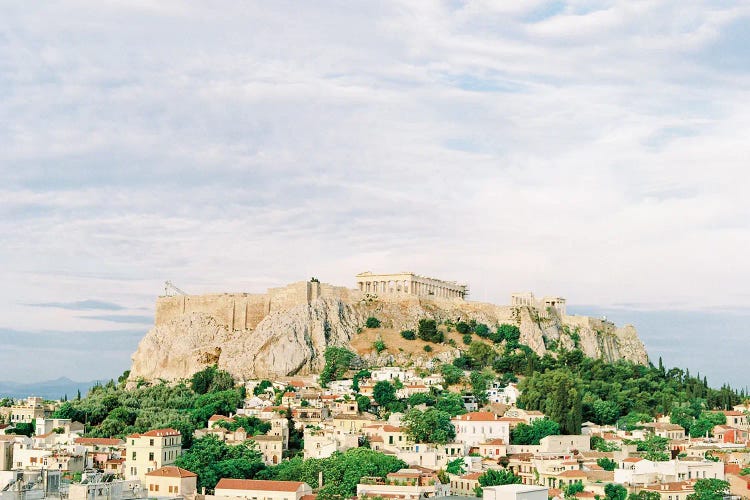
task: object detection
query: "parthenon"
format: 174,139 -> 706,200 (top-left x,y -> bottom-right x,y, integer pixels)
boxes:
356,271 -> 468,299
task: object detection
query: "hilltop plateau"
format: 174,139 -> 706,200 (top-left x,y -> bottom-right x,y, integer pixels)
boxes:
128,278 -> 648,384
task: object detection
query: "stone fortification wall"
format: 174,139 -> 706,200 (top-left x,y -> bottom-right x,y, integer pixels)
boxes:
131,280 -> 649,383
155,281 -> 359,331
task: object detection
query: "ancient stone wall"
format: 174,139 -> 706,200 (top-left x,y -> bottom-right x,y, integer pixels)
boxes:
154,281 -> 359,331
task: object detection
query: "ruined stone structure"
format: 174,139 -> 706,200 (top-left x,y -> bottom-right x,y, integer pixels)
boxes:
356,271 -> 468,299
155,280 -> 357,331
511,292 -> 567,317
128,274 -> 649,384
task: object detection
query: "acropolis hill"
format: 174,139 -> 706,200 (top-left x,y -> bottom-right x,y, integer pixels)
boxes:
128,273 -> 649,383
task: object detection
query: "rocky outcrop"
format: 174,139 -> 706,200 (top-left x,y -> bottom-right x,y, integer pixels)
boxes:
129,289 -> 649,383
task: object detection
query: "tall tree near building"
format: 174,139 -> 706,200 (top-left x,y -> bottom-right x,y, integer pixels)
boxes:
519,368 -> 582,434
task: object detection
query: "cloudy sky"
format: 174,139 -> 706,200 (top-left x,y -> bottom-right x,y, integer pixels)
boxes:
1,1 -> 748,388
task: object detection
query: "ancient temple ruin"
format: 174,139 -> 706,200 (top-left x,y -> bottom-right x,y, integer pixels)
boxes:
355,271 -> 468,299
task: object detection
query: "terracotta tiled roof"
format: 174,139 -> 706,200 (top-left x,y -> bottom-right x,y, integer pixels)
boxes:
128,428 -> 180,438
557,470 -> 586,477
642,481 -> 695,493
382,425 -> 404,432
460,472 -> 483,480
481,439 -> 506,445
145,466 -> 196,478
623,457 -> 643,463
453,412 -> 500,422
215,479 -> 305,492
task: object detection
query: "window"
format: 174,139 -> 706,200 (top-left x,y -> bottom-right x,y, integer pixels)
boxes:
149,485 -> 154,491
132,452 -> 136,460
149,439 -> 154,446
149,452 -> 154,461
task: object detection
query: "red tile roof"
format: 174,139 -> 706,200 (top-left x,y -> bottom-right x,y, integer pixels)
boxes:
558,470 -> 587,477
145,466 -> 197,478
215,479 -> 305,492
453,411 -> 501,422
481,439 -> 506,445
127,428 -> 181,438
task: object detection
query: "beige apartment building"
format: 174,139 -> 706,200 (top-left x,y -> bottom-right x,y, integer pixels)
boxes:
125,428 -> 182,482
145,465 -> 197,497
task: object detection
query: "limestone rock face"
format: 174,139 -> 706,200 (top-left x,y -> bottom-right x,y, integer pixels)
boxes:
128,293 -> 649,384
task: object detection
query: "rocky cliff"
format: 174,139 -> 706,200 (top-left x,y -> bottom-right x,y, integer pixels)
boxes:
128,281 -> 649,383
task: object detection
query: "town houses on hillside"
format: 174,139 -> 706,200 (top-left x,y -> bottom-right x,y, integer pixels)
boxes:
0,368 -> 747,500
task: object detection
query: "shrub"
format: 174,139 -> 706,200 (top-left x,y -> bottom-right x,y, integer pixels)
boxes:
462,334 -> 472,345
474,323 -> 490,338
418,319 -> 443,343
373,339 -> 386,353
400,330 -> 416,340
447,339 -> 457,347
456,322 -> 471,334
423,345 -> 433,352
365,317 -> 381,328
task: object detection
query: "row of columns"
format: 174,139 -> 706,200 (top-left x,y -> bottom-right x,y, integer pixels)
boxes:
358,279 -> 464,299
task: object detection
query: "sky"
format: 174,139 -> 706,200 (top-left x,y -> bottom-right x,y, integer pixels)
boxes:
1,1 -> 749,387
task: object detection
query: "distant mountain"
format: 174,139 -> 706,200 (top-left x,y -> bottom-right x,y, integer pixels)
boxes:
0,377 -> 102,400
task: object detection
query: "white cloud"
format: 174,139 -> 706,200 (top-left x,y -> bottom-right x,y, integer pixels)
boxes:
1,0 -> 749,381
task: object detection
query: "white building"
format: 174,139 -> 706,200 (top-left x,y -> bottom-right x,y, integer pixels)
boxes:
452,412 -> 511,448
483,484 -> 549,500
614,459 -> 724,486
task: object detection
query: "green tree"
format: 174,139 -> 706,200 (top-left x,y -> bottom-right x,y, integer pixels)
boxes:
214,416 -> 271,436
319,347 -> 355,387
191,365 -> 235,394
373,381 -> 397,408
474,323 -> 490,338
604,483 -> 627,500
192,389 -> 243,427
592,400 -> 620,425
418,319 -> 442,343
175,436 -> 266,492
690,418 -> 714,438
352,369 -> 371,393
628,491 -> 662,500
510,418 -> 560,445
259,448 -> 405,498
636,435 -> 670,461
356,395 -> 371,413
470,370 -> 494,405
373,339 -> 386,353
467,342 -> 496,368
400,330 -> 416,340
435,393 -> 467,416
446,457 -> 466,475
440,364 -> 464,386
253,380 -> 273,396
687,479 -> 729,500
402,408 -> 455,444
366,317 -> 381,328
519,369 -> 582,434
565,482 -> 584,499
475,469 -> 522,496
597,458 -> 617,471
